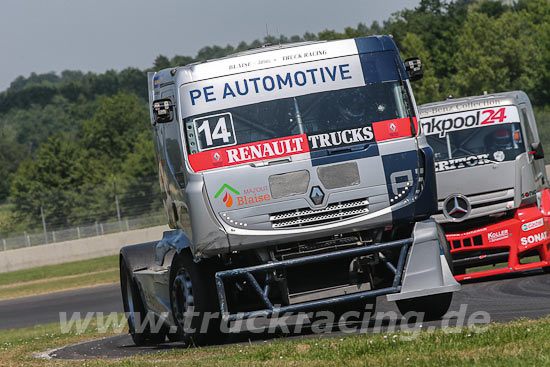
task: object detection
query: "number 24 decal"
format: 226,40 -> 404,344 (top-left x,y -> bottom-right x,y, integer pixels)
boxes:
481,107 -> 507,125
193,112 -> 236,151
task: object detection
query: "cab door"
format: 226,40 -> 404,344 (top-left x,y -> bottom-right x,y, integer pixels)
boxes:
519,104 -> 546,194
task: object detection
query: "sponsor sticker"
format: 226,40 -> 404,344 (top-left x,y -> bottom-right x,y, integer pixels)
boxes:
372,118 -> 413,142
521,218 -> 544,232
308,127 -> 374,150
306,117 -> 414,151
180,55 -> 365,119
214,184 -> 240,208
446,227 -> 488,238
193,112 -> 237,151
521,231 -> 548,246
435,154 -> 490,172
487,229 -> 509,243
214,184 -> 271,208
189,134 -> 309,172
420,106 -> 520,137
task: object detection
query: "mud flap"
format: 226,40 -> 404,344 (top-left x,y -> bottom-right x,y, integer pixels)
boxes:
386,218 -> 460,301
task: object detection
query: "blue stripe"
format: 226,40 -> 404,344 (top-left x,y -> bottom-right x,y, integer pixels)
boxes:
354,36 -> 398,54
354,36 -> 408,84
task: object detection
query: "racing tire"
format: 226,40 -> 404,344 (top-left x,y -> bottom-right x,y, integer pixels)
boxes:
120,258 -> 167,346
169,250 -> 223,347
395,292 -> 453,321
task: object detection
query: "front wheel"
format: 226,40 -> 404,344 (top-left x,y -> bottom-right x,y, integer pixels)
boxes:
396,292 -> 453,321
169,250 -> 223,346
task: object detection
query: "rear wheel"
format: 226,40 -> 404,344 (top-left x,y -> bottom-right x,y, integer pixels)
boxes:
120,258 -> 166,346
169,250 -> 223,346
396,292 -> 453,321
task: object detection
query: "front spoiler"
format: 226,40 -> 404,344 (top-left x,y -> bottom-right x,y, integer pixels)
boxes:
447,204 -> 550,281
215,218 -> 460,320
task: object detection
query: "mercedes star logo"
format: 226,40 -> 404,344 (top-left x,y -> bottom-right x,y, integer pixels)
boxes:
443,194 -> 471,221
310,186 -> 325,205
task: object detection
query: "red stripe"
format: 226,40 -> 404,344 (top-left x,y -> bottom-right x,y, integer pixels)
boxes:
372,118 -> 412,142
188,134 -> 309,172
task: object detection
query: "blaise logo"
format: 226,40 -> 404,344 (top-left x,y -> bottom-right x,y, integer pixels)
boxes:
214,184 -> 240,208
389,122 -> 396,132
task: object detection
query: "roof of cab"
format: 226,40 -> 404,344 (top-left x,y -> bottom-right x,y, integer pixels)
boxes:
418,91 -> 529,118
177,35 -> 396,69
151,35 -> 399,88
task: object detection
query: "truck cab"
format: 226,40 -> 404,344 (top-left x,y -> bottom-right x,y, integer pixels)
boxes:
419,91 -> 550,280
120,36 -> 459,346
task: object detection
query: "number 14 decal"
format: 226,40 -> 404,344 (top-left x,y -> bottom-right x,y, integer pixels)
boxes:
193,112 -> 236,151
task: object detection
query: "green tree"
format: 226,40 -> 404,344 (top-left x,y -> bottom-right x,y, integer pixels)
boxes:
9,135 -> 81,228
399,33 -> 442,104
451,10 -> 540,97
0,138 -> 27,202
79,93 -> 149,173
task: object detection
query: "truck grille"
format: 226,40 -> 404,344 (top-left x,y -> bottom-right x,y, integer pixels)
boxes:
270,198 -> 369,228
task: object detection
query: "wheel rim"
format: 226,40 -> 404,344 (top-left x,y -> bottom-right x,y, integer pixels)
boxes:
171,268 -> 195,330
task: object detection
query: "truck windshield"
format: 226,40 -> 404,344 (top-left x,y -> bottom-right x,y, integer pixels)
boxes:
184,81 -> 410,154
426,122 -> 525,171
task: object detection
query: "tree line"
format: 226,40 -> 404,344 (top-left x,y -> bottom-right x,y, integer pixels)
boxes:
1,0 -> 549,234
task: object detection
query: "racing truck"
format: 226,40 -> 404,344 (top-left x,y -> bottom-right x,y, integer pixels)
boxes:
120,35 -> 459,346
419,91 -> 550,281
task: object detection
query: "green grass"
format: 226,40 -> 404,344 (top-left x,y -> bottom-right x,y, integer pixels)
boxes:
4,317 -> 550,366
0,269 -> 119,300
0,255 -> 119,300
0,255 -> 118,287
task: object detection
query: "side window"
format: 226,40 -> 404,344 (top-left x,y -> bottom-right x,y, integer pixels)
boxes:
521,107 -> 536,148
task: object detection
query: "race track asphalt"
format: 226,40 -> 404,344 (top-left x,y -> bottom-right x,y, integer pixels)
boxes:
0,283 -> 123,330
2,269 -> 548,360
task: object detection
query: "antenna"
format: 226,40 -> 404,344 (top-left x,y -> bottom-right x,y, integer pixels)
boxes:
265,24 -> 269,39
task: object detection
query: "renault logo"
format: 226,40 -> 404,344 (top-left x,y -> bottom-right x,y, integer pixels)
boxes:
310,186 -> 325,205
443,194 -> 471,221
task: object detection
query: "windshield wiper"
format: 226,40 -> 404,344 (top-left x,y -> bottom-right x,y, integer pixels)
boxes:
293,97 -> 305,135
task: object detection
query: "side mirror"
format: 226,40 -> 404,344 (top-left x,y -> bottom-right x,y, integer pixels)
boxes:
404,57 -> 423,82
530,141 -> 544,160
152,99 -> 175,124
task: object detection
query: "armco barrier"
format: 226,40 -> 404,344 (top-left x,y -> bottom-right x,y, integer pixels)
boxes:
0,225 -> 169,273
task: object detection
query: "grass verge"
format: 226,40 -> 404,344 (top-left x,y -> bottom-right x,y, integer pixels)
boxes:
0,255 -> 119,300
4,317 -> 550,366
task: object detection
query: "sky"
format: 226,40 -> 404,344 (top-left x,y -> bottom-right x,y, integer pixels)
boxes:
0,0 -> 420,92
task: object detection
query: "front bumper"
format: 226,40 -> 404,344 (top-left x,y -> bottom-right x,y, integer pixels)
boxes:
215,218 -> 459,320
446,204 -> 550,281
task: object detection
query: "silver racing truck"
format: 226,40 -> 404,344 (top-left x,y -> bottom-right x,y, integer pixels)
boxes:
120,35 -> 459,346
419,91 -> 550,281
